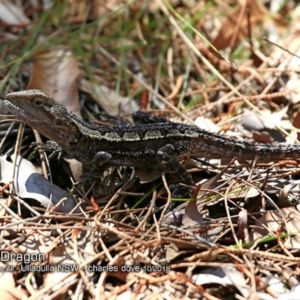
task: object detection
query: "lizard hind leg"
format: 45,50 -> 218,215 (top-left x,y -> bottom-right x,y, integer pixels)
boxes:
78,151 -> 113,182
156,144 -> 194,198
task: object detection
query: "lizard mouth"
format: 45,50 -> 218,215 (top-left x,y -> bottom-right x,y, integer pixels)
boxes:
4,100 -> 31,121
4,100 -> 54,128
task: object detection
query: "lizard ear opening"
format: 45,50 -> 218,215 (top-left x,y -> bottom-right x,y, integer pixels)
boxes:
54,118 -> 63,126
33,97 -> 44,107
57,131 -> 79,144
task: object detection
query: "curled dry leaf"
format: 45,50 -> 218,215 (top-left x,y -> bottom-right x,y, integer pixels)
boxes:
27,49 -> 81,116
63,158 -> 83,183
278,184 -> 294,208
0,155 -> 80,213
240,108 -> 288,133
252,131 -> 273,143
237,210 -> 248,241
182,200 -> 204,226
239,108 -> 292,143
193,266 -> 249,298
194,116 -> 220,132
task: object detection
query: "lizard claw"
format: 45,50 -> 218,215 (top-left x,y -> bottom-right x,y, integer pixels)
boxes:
31,141 -> 64,160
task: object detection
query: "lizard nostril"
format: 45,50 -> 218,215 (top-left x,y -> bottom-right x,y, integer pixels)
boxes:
33,97 -> 44,107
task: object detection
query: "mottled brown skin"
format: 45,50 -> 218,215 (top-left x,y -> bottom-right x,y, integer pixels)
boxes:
4,89 -> 300,196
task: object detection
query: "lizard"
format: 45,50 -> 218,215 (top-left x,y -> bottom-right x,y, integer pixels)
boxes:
4,89 -> 300,197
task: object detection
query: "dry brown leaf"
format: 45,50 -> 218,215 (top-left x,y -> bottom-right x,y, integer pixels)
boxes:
252,131 -> 273,143
292,111 -> 300,129
213,0 -> 268,50
27,48 -> 81,116
182,200 -> 204,226
254,207 -> 300,249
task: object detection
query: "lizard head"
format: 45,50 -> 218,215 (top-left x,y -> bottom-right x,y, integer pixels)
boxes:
4,89 -> 82,146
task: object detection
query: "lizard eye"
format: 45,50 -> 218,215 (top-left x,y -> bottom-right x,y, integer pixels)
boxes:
33,97 -> 44,107
54,118 -> 63,126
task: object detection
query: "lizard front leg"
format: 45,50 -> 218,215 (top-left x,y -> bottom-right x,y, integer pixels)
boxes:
91,151 -> 112,165
156,144 -> 194,198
